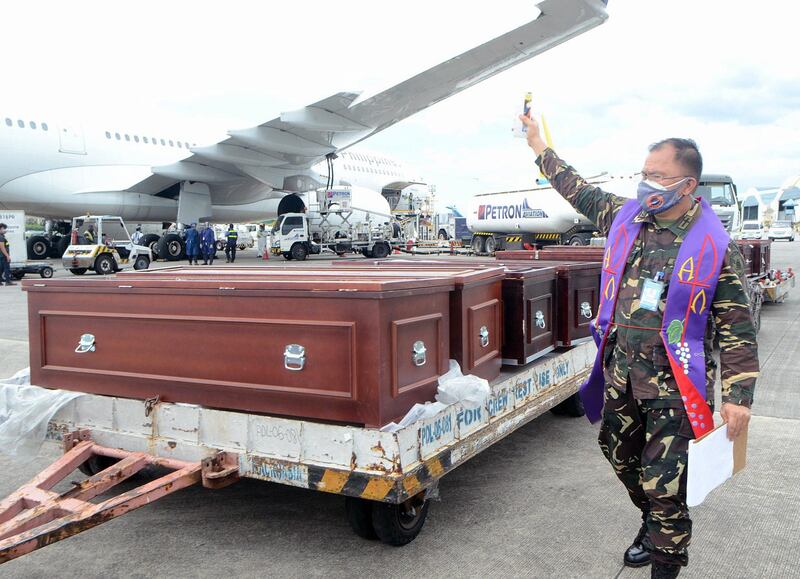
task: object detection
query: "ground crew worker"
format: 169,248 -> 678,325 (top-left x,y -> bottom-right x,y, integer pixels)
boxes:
0,223 -> 14,286
131,225 -> 144,245
83,224 -> 95,244
225,224 -> 238,263
256,224 -> 267,258
520,115 -> 758,579
200,223 -> 216,265
184,223 -> 200,265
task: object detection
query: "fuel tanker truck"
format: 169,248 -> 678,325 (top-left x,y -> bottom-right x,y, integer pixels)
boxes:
467,173 -> 742,253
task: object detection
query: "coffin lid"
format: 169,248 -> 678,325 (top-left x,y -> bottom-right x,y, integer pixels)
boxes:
23,268 -> 458,293
330,258 -> 558,281
119,264 -> 507,288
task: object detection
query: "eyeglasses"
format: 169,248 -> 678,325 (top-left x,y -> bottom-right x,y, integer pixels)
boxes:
640,171 -> 693,183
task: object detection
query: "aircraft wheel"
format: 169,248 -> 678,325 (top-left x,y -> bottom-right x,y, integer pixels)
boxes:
157,233 -> 186,261
27,236 -> 50,260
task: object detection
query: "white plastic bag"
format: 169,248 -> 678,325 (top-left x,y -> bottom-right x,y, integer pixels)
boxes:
0,368 -> 83,459
435,360 -> 491,409
380,401 -> 448,433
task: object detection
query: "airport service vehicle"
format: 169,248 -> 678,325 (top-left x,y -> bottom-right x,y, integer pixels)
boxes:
270,186 -> 397,260
741,222 -> 764,240
0,0 -> 607,261
62,215 -> 151,275
467,173 -> 746,254
0,340 -> 593,561
767,221 -> 795,241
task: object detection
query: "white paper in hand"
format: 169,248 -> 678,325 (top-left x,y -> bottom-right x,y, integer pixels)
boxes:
686,423 -> 734,507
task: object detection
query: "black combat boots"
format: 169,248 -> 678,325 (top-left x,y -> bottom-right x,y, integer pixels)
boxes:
624,521 -> 653,567
651,561 -> 681,579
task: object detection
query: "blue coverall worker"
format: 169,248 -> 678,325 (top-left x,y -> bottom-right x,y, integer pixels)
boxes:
200,224 -> 216,265
184,224 -> 201,265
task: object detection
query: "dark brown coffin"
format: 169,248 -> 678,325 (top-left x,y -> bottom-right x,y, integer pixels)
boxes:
490,258 -> 601,346
496,247 -> 604,262
23,271 -> 457,427
298,264 -> 505,381
735,239 -> 771,277
330,260 -> 557,366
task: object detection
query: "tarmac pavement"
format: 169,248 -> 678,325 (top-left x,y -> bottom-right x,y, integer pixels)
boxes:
1,244 -> 799,578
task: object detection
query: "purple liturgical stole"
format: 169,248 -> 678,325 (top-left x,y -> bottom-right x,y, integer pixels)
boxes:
579,198 -> 729,439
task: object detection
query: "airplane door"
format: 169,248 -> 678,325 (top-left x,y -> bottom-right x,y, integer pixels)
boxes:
58,124 -> 86,154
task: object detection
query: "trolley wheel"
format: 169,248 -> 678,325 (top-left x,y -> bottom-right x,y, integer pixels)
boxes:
40,266 -> 54,279
78,455 -> 119,477
70,268 -> 88,275
551,392 -> 585,417
371,493 -> 429,546
345,497 -> 378,540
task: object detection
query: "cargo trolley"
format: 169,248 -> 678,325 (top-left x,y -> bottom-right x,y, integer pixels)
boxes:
0,342 -> 593,562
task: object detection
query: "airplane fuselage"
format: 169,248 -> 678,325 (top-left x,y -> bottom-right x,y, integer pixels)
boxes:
0,112 -> 420,223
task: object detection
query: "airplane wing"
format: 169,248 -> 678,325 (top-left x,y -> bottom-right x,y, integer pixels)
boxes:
131,0 -> 608,199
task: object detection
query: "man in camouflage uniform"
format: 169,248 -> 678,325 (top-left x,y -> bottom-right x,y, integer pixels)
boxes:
520,115 -> 758,579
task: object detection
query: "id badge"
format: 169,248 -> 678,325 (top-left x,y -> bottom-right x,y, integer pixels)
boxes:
639,278 -> 665,312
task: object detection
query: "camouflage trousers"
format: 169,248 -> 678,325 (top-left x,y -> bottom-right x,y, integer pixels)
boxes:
598,383 -> 697,566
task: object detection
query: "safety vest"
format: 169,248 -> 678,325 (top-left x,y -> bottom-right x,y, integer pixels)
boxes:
579,198 -> 729,438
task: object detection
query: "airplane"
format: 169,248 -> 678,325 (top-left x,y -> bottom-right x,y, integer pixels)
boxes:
0,0 -> 609,260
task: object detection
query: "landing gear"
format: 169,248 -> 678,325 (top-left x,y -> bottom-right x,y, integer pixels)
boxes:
27,236 -> 50,260
139,234 -> 160,259
157,233 -> 186,261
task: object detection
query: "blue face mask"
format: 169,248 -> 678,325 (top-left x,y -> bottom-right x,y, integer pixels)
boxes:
637,178 -> 689,214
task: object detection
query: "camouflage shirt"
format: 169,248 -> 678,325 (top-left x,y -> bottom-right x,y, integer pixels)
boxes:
536,148 -> 759,407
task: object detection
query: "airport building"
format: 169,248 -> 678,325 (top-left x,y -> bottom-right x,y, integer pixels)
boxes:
741,175 -> 800,225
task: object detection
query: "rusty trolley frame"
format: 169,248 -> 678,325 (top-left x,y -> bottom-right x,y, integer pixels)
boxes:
0,342 -> 593,562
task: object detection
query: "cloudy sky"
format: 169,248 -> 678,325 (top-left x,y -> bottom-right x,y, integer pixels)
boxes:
3,0 -> 798,211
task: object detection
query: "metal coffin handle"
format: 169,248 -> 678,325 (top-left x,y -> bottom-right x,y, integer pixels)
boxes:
75,334 -> 96,354
535,310 -> 546,329
284,344 -> 306,371
580,301 -> 593,319
412,341 -> 427,367
479,325 -> 490,348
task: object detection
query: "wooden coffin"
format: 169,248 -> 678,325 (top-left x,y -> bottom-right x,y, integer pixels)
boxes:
330,260 -> 557,367
23,270 -> 457,427
276,264 -> 506,381
735,239 -> 771,277
490,258 -> 601,346
496,246 -> 604,262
